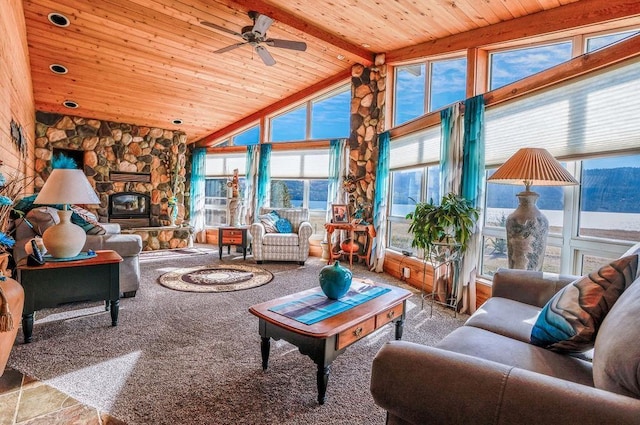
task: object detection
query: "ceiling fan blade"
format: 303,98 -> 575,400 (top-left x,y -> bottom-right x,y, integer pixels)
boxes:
201,21 -> 243,38
255,45 -> 276,66
213,42 -> 246,54
266,39 -> 307,51
252,14 -> 274,36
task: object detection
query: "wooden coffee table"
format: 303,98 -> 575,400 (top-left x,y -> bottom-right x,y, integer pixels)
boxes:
249,279 -> 412,404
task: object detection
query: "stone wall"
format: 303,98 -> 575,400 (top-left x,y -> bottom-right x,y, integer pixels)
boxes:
34,112 -> 188,227
349,53 -> 386,223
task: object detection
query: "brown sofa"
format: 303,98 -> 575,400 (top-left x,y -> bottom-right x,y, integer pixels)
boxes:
12,206 -> 142,297
371,246 -> 640,424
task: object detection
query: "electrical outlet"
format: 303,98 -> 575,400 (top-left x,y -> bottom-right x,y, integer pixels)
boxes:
402,267 -> 410,278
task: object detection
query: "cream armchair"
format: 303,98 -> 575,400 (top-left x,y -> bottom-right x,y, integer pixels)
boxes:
250,207 -> 313,265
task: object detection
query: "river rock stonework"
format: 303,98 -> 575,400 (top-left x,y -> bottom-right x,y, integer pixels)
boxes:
34,112 -> 189,248
350,54 -> 386,222
350,54 -> 386,252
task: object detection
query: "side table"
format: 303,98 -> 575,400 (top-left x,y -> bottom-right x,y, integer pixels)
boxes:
16,250 -> 122,343
324,222 -> 376,267
218,226 -> 250,260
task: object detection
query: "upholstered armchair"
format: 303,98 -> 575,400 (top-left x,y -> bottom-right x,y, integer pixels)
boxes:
250,207 -> 313,265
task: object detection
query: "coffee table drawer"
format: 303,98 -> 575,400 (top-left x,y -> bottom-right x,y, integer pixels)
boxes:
376,303 -> 404,328
336,316 -> 376,350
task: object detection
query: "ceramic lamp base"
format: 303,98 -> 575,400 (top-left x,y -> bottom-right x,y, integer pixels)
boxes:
506,190 -> 548,271
42,210 -> 87,258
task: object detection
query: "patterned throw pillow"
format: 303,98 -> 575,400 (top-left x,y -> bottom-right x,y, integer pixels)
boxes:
530,254 -> 639,353
70,205 -> 106,235
259,211 -> 280,233
275,217 -> 292,233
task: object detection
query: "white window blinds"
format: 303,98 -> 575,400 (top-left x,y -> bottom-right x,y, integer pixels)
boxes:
485,57 -> 640,166
205,153 -> 246,177
270,149 -> 330,179
389,125 -> 441,169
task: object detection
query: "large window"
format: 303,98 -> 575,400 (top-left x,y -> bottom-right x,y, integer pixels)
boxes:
586,29 -> 639,52
204,153 -> 246,226
387,166 -> 440,253
394,56 -> 467,126
489,41 -> 572,90
269,85 -> 350,142
579,155 -> 640,242
269,149 -> 331,239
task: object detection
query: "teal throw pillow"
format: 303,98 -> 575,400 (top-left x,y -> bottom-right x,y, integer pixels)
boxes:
259,211 -> 280,233
13,194 -> 38,214
275,217 -> 292,233
530,254 -> 639,353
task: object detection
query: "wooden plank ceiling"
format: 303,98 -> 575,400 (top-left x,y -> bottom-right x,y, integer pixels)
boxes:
22,0 -> 580,144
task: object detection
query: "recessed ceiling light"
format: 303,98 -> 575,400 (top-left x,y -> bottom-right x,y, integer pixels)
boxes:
49,64 -> 68,74
48,12 -> 70,27
337,54 -> 345,60
63,100 -> 79,109
361,43 -> 370,48
172,119 -> 183,125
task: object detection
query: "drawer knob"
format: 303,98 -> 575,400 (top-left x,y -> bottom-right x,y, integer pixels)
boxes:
353,327 -> 363,337
387,310 -> 395,319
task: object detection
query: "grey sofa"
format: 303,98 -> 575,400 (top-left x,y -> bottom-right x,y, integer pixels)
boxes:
371,246 -> 640,424
13,206 -> 142,297
250,207 -> 313,265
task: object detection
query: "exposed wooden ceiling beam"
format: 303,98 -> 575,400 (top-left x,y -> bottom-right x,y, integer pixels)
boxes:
195,69 -> 352,147
386,0 -> 640,63
220,0 -> 374,65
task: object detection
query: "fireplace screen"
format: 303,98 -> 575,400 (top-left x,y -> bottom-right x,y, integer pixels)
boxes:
109,192 -> 150,219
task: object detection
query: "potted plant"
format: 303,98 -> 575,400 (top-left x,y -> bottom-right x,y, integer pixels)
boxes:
406,192 -> 479,257
406,193 -> 479,309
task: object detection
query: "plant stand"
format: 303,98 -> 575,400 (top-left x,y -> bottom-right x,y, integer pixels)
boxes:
421,243 -> 462,317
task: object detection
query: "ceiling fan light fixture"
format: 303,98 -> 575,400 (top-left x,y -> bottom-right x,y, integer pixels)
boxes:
49,64 -> 68,74
48,12 -> 70,27
62,100 -> 79,109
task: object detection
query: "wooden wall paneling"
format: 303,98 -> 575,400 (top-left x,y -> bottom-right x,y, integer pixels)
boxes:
0,0 -> 35,180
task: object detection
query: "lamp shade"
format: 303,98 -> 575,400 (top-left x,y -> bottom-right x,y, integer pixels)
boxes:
487,148 -> 577,189
33,169 -> 100,258
34,169 -> 100,205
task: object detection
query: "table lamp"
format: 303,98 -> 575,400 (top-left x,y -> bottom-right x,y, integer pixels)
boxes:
33,169 -> 101,258
487,148 -> 577,271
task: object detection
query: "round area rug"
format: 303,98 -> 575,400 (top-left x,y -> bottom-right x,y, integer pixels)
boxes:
158,264 -> 273,293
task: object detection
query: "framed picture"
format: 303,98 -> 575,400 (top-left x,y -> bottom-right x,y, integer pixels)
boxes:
331,204 -> 349,223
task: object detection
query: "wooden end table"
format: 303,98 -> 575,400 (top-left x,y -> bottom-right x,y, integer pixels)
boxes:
218,226 -> 250,260
16,250 -> 123,343
249,279 -> 412,404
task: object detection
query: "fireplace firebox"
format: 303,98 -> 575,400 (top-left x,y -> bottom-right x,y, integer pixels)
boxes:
109,192 -> 151,228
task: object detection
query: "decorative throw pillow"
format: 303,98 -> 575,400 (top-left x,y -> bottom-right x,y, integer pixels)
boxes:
259,211 -> 280,233
70,205 -> 106,235
530,254 -> 639,353
275,217 -> 292,233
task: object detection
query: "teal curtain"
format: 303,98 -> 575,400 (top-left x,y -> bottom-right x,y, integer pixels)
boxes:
189,147 -> 206,240
244,145 -> 259,224
326,139 -> 349,222
256,143 -> 272,215
459,94 -> 486,314
440,103 -> 464,198
371,131 -> 390,272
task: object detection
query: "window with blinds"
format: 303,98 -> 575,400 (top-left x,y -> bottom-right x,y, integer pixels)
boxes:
485,57 -> 640,166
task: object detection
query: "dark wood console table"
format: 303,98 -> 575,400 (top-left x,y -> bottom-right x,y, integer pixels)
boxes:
16,250 -> 122,343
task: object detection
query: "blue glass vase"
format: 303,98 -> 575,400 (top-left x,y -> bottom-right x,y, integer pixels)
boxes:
319,261 -> 352,300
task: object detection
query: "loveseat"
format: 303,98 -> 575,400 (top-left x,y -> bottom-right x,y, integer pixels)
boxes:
250,207 -> 313,265
13,206 -> 142,297
371,244 -> 640,424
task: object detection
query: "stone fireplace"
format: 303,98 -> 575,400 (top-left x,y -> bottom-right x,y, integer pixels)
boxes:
34,112 -> 189,229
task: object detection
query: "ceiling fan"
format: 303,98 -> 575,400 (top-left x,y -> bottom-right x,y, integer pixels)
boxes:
201,11 -> 307,66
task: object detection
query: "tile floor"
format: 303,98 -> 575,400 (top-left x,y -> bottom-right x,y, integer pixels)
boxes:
0,367 -> 125,425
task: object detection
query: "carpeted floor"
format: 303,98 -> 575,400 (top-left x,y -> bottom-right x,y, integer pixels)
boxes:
7,246 -> 467,425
